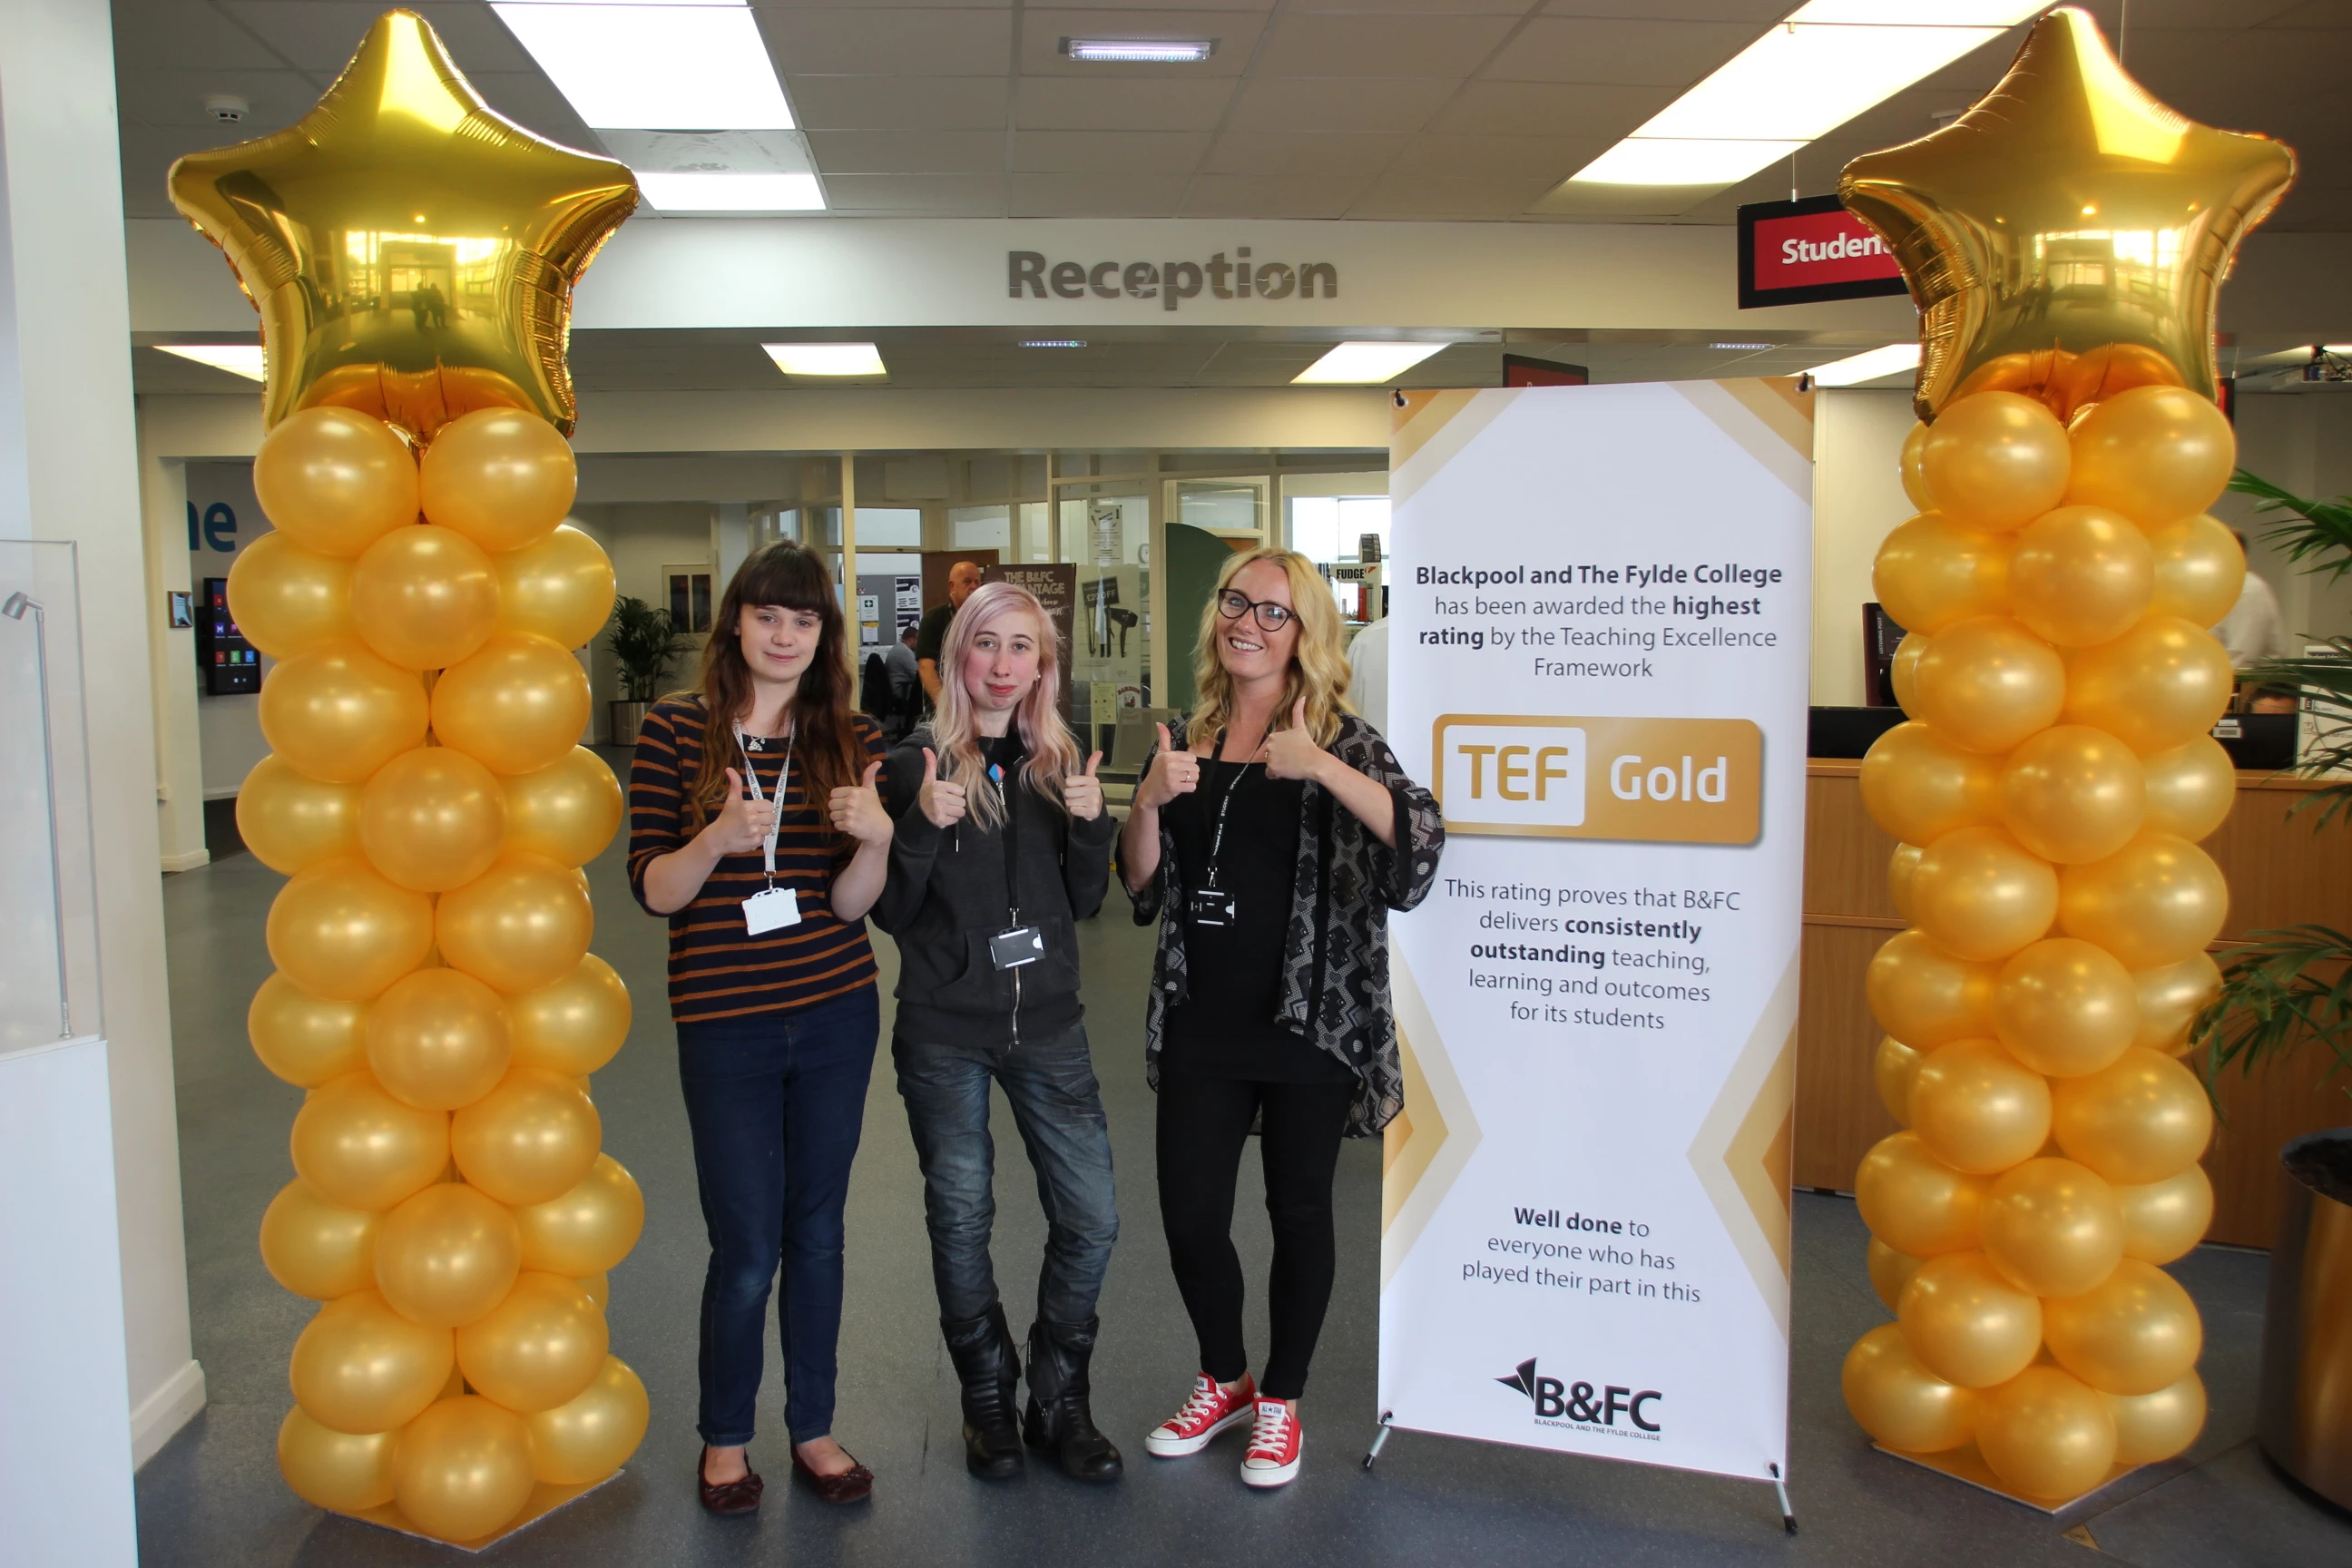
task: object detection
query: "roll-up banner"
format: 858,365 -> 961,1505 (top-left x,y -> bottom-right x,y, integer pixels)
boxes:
1381,381 -> 1813,1489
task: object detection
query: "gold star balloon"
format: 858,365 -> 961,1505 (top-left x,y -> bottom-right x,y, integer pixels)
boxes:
169,9 -> 636,440
1840,6 -> 2294,422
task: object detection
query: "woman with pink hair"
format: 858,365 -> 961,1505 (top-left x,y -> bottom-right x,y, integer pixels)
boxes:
868,579 -> 1124,1484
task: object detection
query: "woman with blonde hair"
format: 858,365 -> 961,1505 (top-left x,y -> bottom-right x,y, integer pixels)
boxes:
870,579 -> 1124,1483
1118,547 -> 1443,1488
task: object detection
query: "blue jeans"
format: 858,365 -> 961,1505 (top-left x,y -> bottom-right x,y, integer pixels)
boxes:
892,1023 -> 1119,1328
675,986 -> 878,1447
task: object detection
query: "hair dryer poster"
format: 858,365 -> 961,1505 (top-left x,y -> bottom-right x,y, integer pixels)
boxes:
1381,381 -> 1813,1485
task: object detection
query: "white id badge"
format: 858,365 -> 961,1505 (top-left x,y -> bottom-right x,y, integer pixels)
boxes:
743,887 -> 800,935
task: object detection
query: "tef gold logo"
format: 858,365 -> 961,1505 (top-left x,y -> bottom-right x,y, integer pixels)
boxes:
1432,715 -> 1762,844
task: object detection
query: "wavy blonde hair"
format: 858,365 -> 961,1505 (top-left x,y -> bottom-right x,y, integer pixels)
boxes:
930,579 -> 1083,830
1185,546 -> 1353,753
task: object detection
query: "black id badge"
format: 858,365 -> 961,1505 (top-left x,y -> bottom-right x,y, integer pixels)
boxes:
989,926 -> 1044,969
1187,887 -> 1239,926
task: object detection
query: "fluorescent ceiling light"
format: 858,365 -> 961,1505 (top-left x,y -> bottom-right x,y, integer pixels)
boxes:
1710,342 -> 1774,350
155,344 -> 266,380
1062,37 -> 1215,63
1566,1 -> 2043,193
639,172 -> 825,212
1292,343 -> 1449,385
490,1 -> 793,131
764,343 -> 887,377
1806,343 -> 1922,386
1021,339 -> 1088,348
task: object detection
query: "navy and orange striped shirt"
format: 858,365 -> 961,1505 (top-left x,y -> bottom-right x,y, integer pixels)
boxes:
627,696 -> 887,1023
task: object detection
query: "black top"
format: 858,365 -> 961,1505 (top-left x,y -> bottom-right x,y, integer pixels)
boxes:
915,602 -> 956,667
1161,756 -> 1352,1083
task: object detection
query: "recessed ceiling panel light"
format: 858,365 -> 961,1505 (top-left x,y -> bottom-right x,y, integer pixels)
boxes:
1061,37 -> 1215,63
639,172 -> 825,212
764,343 -> 887,377
1292,343 -> 1449,385
155,344 -> 266,380
1710,342 -> 1775,350
1805,343 -> 1922,387
1021,339 -> 1088,348
491,1 -> 794,131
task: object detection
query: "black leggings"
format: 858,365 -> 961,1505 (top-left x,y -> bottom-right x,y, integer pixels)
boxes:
1154,1072 -> 1354,1402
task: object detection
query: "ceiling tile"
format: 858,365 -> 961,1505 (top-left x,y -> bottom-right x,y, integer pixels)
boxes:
1178,172 -> 1373,217
1347,170 -> 1556,216
112,1 -> 286,72
118,121 -> 235,216
821,173 -> 1010,212
807,129 -> 1005,173
217,2 -> 535,74
1008,172 -> 1190,215
1286,0 -> 1537,12
114,67 -> 319,132
762,9 -> 1014,75
1483,17 -> 1761,85
1253,14 -> 1521,77
1540,0 -> 1788,18
1387,133 -> 1598,180
1012,130 -> 1211,172
1426,80 -> 1671,136
1221,75 -> 1458,133
1014,76 -> 1239,130
465,72 -> 602,148
1020,9 -> 1268,76
1203,132 -> 1409,176
786,74 -> 1009,129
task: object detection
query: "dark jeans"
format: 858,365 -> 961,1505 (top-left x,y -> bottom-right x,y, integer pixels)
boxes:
893,1022 -> 1119,1328
1155,1071 -> 1354,1402
675,986 -> 879,1447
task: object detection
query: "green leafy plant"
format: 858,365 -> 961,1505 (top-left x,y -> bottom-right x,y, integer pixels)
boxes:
604,594 -> 694,701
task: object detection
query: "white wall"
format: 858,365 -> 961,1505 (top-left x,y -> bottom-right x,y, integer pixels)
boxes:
569,502 -> 715,738
1810,387 -> 1916,706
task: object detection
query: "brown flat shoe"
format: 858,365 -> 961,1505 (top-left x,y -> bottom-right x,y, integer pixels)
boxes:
697,1449 -> 763,1514
791,1446 -> 874,1504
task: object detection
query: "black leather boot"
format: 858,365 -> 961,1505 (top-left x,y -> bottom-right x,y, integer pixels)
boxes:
942,1306 -> 1024,1479
1023,1317 -> 1123,1482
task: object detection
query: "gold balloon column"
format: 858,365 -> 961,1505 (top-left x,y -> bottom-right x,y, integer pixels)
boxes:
1830,10 -> 2296,1505
172,12 -> 651,1545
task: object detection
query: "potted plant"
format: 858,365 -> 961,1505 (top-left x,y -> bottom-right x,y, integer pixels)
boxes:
603,594 -> 693,748
2195,469 -> 2352,1509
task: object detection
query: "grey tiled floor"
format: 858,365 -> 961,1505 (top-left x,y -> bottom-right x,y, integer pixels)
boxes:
137,756 -> 2352,1565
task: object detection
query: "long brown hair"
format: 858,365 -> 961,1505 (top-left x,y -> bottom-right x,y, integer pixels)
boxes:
679,542 -> 867,831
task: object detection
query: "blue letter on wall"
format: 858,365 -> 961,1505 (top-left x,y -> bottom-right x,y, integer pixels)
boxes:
202,502 -> 237,553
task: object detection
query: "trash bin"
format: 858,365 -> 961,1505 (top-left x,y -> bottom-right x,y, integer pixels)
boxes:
2258,1128 -> 2352,1509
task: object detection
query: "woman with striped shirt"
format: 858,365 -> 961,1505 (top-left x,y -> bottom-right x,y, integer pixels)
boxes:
629,542 -> 897,1513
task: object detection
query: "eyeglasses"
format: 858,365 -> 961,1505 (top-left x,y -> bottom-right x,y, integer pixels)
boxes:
1217,590 -> 1294,632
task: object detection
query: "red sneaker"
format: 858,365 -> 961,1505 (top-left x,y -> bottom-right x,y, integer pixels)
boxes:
1143,1373 -> 1256,1458
1240,1397 -> 1301,1488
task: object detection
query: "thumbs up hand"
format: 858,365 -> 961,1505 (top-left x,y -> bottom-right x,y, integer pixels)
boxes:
1064,750 -> 1105,822
1261,698 -> 1332,784
916,746 -> 968,829
707,765 -> 778,855
829,759 -> 893,847
1137,722 -> 1200,811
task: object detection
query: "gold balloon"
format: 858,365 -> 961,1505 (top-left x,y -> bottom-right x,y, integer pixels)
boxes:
513,1153 -> 644,1278
1873,513 -> 2013,634
495,526 -> 616,652
2051,1047 -> 2213,1185
1975,1366 -> 2119,1501
166,12 -> 637,441
260,1179 -> 381,1299
278,1405 -> 398,1513
524,1355 -> 649,1485
1860,722 -> 2002,846
248,408 -> 420,557
1857,1131 -> 1986,1258
2066,386 -> 2239,529
2139,737 -> 2236,843
1998,724 -> 2146,866
432,632 -> 593,777
289,1289 -> 454,1435
237,755 -> 362,877
2131,953 -> 2221,1055
228,532 -> 355,657
1912,616 -> 2067,753
258,641 -> 430,784
1874,1034 -> 1924,1124
291,1072 -> 451,1211
1909,1039 -> 2053,1175
1838,9 -> 2295,420
1994,937 -> 2137,1079
2146,514 -> 2247,626
2063,616 -> 2237,757
2043,1258 -> 2203,1396
391,1395 -> 536,1544
1909,827 -> 2058,963
1887,843 -> 1923,923
1979,1157 -> 2125,1298
368,968 -> 514,1112
2007,506 -> 2154,648
249,970 -> 369,1087
375,1182 -> 522,1329
451,1067 -> 602,1207
1916,392 -> 2072,532
437,853 -> 595,995
358,747 -> 508,895
502,749 -> 623,867
1898,1250 -> 2043,1388
1891,633 -> 1926,716
2105,1373 -> 2206,1465
1842,1323 -> 1978,1454
2114,1164 -> 2214,1266
1899,423 -> 1933,510
507,955 -> 632,1078
1867,930 -> 1999,1048
1868,1238 -> 1925,1310
419,410 -> 579,554
2057,830 -> 2230,970
454,1271 -> 609,1414
348,524 -> 499,671
267,859 -> 436,1003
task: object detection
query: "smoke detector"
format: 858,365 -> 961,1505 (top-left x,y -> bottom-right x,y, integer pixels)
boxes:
205,94 -> 250,124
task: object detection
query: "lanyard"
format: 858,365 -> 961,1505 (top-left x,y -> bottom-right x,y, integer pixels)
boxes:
1200,731 -> 1248,890
996,755 -> 1022,926
732,719 -> 792,889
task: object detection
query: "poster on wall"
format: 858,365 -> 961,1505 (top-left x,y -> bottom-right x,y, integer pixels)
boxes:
1382,381 -> 1813,1488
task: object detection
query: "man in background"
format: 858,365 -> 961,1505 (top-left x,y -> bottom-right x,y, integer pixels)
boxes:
2215,528 -> 2294,703
917,559 -> 984,706
884,623 -> 922,740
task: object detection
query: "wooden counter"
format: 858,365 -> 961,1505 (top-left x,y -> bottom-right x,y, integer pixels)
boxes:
1798,760 -> 2352,1249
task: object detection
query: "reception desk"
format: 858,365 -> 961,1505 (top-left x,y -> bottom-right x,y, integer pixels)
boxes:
1798,761 -> 2352,1248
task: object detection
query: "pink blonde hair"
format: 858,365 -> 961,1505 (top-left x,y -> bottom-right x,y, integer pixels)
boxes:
931,579 -> 1083,828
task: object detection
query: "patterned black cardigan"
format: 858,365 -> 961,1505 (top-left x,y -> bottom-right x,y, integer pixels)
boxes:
1128,711 -> 1445,1137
